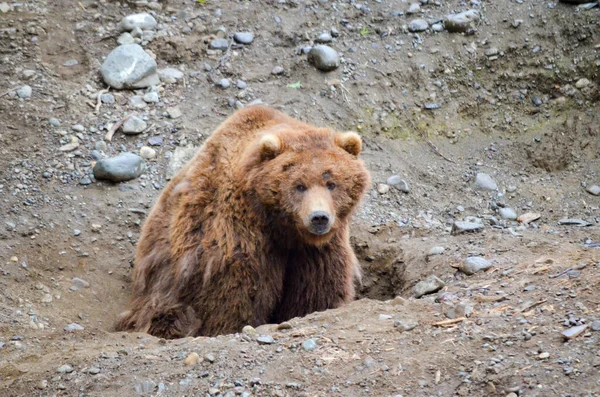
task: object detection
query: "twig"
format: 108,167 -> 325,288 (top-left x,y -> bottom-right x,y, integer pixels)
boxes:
95,88 -> 109,114
431,317 -> 466,327
518,300 -> 547,313
78,1 -> 86,10
105,113 -> 136,142
405,115 -> 456,164
549,268 -> 572,279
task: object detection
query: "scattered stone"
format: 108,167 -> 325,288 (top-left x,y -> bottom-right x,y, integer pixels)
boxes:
452,221 -> 483,234
140,146 -> 156,160
36,380 -> 48,390
210,38 -> 229,50
558,218 -> 591,227
101,93 -> 115,104
0,3 -> 11,13
143,92 -> 159,103
122,116 -> 147,134
49,118 -> 61,127
408,19 -> 429,32
302,339 -> 317,351
120,13 -> 157,31
236,80 -> 247,89
100,44 -> 159,89
129,96 -> 147,109
394,319 -> 418,332
64,323 -> 85,332
585,185 -> 600,196
167,107 -> 183,119
562,324 -> 588,340
158,68 -> 184,84
71,277 -> 90,290
499,208 -> 517,220
134,380 -> 157,395
218,78 -> 231,89
386,175 -> 409,192
242,325 -> 258,335
474,173 -> 497,191
428,246 -> 445,256
386,175 -> 402,185
257,335 -> 275,345
204,353 -> 216,363
271,66 -> 284,75
575,78 -> 590,89
57,364 -> 74,374
167,146 -> 198,179
277,322 -> 292,330
41,294 -> 53,303
93,153 -> 146,182
407,3 -> 421,14
591,321 -> 600,331
184,352 -> 200,366
234,32 -> 254,44
444,9 -> 481,33
307,45 -> 339,72
423,103 -> 441,110
315,32 -> 333,43
414,275 -> 445,298
377,183 -> 390,194
79,177 -> 92,185
118,32 -> 136,45
445,303 -> 473,319
517,212 -> 541,224
459,257 -> 492,275
538,352 -> 550,360
16,85 -> 32,99
88,367 -> 100,375
379,314 -> 393,321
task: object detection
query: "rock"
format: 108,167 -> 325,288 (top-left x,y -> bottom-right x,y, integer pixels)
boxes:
143,92 -> 159,103
452,221 -> 483,234
120,13 -> 157,32
71,277 -> 90,290
394,180 -> 409,193
315,32 -> 333,43
234,32 -> 254,44
167,146 -> 197,179
236,80 -> 247,89
210,38 -> 229,50
36,380 -> 48,390
118,32 -> 136,45
302,339 -> 317,351
432,23 -> 444,32
129,95 -> 147,109
460,257 -> 492,275
575,78 -> 590,89
134,380 -> 157,395
474,173 -> 497,191
277,322 -> 292,330
517,212 -> 541,224
101,44 -> 159,89
204,353 -> 216,363
57,364 -> 74,374
0,3 -> 11,13
408,19 -> 429,32
407,3 -> 420,14
140,146 -> 156,160
184,352 -> 200,366
585,185 -> 600,196
428,246 -> 445,256
271,66 -> 285,75
562,324 -> 588,339
444,9 -> 481,33
558,218 -> 591,227
218,78 -> 231,89
242,325 -> 258,335
377,183 -> 390,194
538,352 -> 550,360
158,68 -> 184,83
394,319 -> 418,332
445,303 -> 473,319
379,314 -> 393,321
499,208 -> 517,220
64,323 -> 85,332
148,136 -> 163,146
257,335 -> 275,345
414,275 -> 445,298
49,118 -> 61,127
101,93 -> 115,104
386,175 -> 402,185
93,153 -> 146,182
307,45 -> 339,72
16,85 -> 32,99
122,116 -> 147,134
167,107 -> 183,119
591,321 -> 600,331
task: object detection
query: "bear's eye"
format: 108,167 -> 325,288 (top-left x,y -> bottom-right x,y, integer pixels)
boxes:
326,181 -> 336,191
296,184 -> 307,192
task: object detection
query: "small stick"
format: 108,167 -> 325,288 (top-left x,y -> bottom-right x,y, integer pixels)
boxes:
549,268 -> 573,279
431,317 -> 466,327
405,115 -> 456,164
105,113 -> 136,141
95,89 -> 109,114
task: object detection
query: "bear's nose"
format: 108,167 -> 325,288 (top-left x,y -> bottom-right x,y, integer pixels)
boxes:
310,211 -> 330,228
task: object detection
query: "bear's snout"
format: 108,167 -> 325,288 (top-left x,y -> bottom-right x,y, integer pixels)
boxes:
309,211 -> 332,235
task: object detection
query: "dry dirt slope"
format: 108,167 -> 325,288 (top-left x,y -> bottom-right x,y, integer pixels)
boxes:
1,0 -> 600,395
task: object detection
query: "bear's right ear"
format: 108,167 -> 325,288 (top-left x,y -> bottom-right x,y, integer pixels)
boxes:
259,134 -> 282,161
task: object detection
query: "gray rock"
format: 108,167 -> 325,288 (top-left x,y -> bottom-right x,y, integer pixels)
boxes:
302,338 -> 317,351
143,92 -> 159,103
101,44 -> 159,89
445,303 -> 473,319
407,3 -> 420,14
49,118 -> 61,127
414,275 -> 445,298
499,207 -> 517,220
452,221 -> 483,234
394,319 -> 418,332
315,32 -> 333,43
64,323 -> 84,332
134,380 -> 157,395
120,13 -> 157,32
307,45 -> 339,72
218,78 -> 231,89
271,66 -> 285,75
0,3 -> 11,13
57,364 -> 74,374
591,321 -> 600,332
129,96 -> 147,109
257,335 -> 275,345
88,367 -> 100,375
386,175 -> 402,185
101,93 -> 115,104
93,153 -> 146,182
236,80 -> 247,89
474,172 -> 497,191
210,38 -> 229,50
233,32 -> 254,44
158,68 -> 184,83
586,185 -> 600,196
16,85 -> 32,99
444,9 -> 481,33
122,116 -> 147,134
204,353 -> 216,363
167,146 -> 198,180
432,23 -> 444,32
131,27 -> 143,38
117,32 -> 136,45
393,179 -> 409,193
460,257 -> 492,275
427,246 -> 445,256
167,107 -> 182,119
408,19 -> 428,32
558,218 -> 591,227
71,277 -> 90,290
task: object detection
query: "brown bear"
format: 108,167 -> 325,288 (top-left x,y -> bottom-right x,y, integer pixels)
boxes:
115,105 -> 371,338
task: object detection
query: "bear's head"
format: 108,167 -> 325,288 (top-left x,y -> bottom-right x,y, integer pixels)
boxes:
242,125 -> 371,246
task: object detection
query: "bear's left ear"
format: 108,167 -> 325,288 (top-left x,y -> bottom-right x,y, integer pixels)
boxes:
259,133 -> 282,161
335,131 -> 362,156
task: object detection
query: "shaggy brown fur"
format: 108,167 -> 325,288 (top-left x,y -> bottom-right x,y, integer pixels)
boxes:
115,105 -> 371,338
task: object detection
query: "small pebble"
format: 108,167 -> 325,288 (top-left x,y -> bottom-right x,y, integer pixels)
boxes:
184,352 -> 200,366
